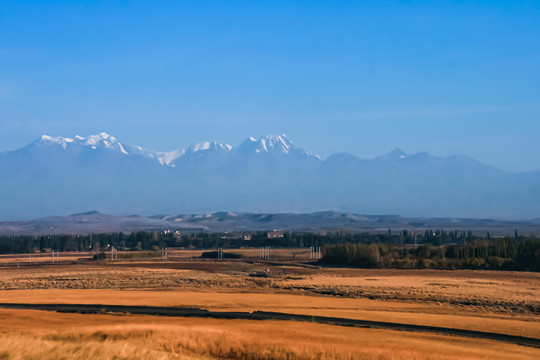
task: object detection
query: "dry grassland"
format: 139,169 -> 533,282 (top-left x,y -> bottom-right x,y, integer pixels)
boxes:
1,289 -> 538,339
1,309 -> 539,360
0,251 -> 539,359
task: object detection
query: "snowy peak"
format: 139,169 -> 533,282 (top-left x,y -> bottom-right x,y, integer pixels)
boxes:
83,132 -> 129,154
237,134 -> 320,159
186,140 -> 232,154
258,134 -> 293,153
37,135 -> 75,149
84,132 -> 115,146
35,132 -> 129,155
32,132 -> 320,166
239,134 -> 293,154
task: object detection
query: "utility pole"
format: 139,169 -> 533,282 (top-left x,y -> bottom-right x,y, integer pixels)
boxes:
161,247 -> 168,260
310,246 -> 321,259
110,247 -> 118,261
259,246 -> 270,260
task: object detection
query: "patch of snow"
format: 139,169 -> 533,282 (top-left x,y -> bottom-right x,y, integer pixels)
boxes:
256,134 -> 294,153
156,150 -> 183,166
118,143 -> 129,155
237,134 -> 320,159
187,140 -> 232,154
85,132 -> 115,147
35,132 -> 321,167
192,141 -> 211,152
39,135 -> 75,149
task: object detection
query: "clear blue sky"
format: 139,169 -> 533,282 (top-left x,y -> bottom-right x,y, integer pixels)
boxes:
1,1 -> 539,171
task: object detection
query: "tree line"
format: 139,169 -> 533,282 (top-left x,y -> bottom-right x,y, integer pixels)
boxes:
0,229 -> 538,271
320,237 -> 540,271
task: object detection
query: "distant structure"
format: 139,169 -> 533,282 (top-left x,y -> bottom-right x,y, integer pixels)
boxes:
163,230 -> 182,239
267,230 -> 284,239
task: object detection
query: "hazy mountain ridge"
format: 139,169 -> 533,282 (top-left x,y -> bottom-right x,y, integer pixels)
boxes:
0,210 -> 538,236
1,132 -> 539,220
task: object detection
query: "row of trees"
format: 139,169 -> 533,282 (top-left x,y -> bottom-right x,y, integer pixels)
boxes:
0,229 -> 534,252
2,227 -> 515,254
321,237 -> 540,271
0,232 -> 163,254
0,230 -> 538,271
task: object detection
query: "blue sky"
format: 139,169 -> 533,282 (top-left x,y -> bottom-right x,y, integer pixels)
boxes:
1,1 -> 539,171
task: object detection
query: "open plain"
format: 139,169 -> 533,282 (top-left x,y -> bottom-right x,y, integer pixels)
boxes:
0,249 -> 539,359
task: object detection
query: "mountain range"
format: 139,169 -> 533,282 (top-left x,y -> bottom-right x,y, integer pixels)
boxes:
1,132 -> 539,220
2,210 -> 539,236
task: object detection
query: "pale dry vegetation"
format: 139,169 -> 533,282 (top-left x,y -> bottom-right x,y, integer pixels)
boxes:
0,252 -> 539,359
0,310 -> 539,360
1,289 -> 538,338
1,259 -> 537,314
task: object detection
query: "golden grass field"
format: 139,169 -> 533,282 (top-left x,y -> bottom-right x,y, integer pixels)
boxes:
0,249 -> 539,359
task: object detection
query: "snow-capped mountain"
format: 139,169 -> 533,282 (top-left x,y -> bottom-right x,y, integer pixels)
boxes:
239,134 -> 294,154
29,132 -> 184,167
22,132 -> 319,166
237,134 -> 320,159
187,141 -> 232,154
0,132 -> 539,220
35,132 -> 129,154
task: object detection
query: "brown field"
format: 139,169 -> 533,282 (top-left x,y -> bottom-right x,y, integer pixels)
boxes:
0,248 -> 539,359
